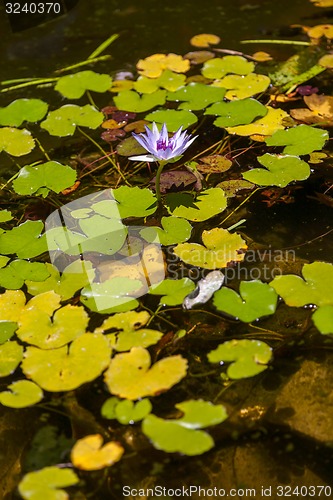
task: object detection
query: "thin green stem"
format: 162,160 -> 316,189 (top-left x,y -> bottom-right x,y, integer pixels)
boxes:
155,160 -> 167,203
241,39 -> 310,46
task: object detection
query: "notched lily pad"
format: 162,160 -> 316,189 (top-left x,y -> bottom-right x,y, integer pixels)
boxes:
213,73 -> 270,100
0,98 -> 48,126
140,216 -> 192,245
70,434 -> 124,471
166,188 -> 227,221
114,90 -> 167,112
0,220 -> 47,259
205,98 -> 267,127
0,259 -> 50,289
55,70 -> 112,98
167,83 -> 226,111
18,466 -> 79,500
0,380 -> 43,408
243,153 -> 310,187
101,397 -> 152,424
226,107 -> 288,136
0,127 -> 35,156
41,104 -> 104,136
145,109 -> 198,131
265,124 -> 329,155
149,278 -> 196,306
202,56 -> 254,79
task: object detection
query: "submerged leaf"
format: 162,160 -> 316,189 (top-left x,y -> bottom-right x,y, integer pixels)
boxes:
290,94 -> 333,126
81,278 -> 141,313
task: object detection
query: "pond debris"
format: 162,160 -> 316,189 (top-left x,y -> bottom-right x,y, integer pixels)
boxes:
182,270 -> 225,309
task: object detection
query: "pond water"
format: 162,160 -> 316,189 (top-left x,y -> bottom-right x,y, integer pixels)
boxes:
0,1 -> 333,499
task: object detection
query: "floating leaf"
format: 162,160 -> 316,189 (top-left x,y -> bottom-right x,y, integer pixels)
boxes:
112,186 -> 157,218
307,24 -> 333,39
113,90 -> 167,112
13,161 -> 77,197
0,259 -> 50,289
208,339 -> 273,378
55,70 -> 112,98
205,98 -> 267,127
290,94 -> 333,126
18,466 -> 79,500
140,216 -> 192,245
0,380 -> 43,408
137,53 -> 190,78
226,107 -> 288,136
134,69 -> 186,93
0,341 -> 23,377
70,434 -> 124,471
167,83 -> 226,111
104,347 -> 187,400
166,188 -> 227,221
270,261 -> 333,307
149,278 -> 196,306
190,33 -> 221,48
0,210 -> 13,223
265,125 -> 329,155
213,73 -> 270,100
202,56 -> 254,79
41,104 -> 104,136
243,153 -> 310,187
142,400 -> 227,455
312,305 -> 333,335
0,220 -> 47,259
174,228 -> 247,269
22,333 -> 111,391
145,109 -> 198,131
0,289 -> 26,322
319,53 -> 333,68
81,278 -> 141,314
102,397 -> 152,424
0,127 -> 35,156
197,154 -> 233,173
252,51 -> 273,62
0,98 -> 48,126
216,179 -> 254,197
0,322 -> 17,344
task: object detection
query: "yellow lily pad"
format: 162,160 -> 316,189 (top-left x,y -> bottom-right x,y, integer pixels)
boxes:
136,53 -> 190,78
226,107 -> 288,136
0,289 -> 26,322
104,347 -> 188,400
319,54 -> 333,68
71,434 -> 124,471
190,33 -> 221,48
173,228 -> 247,269
213,73 -> 270,100
252,51 -> 273,62
307,24 -> 333,39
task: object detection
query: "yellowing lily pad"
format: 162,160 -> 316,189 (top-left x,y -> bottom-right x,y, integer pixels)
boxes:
208,339 -> 273,378
104,347 -> 188,400
55,70 -> 112,99
319,54 -> 333,68
205,98 -> 267,127
70,434 -> 124,471
226,107 -> 288,137
0,289 -> 26,322
290,94 -> 333,126
166,188 -> 227,221
134,69 -> 186,93
0,341 -> 23,377
22,333 -> 111,391
140,216 -> 192,245
0,127 -> 35,156
0,380 -> 43,408
213,280 -> 278,321
149,278 -> 196,306
243,153 -> 310,187
213,73 -> 270,100
18,467 -> 79,500
41,104 -> 104,136
173,228 -> 247,269
167,83 -> 226,111
190,33 -> 221,48
137,53 -> 190,78
0,98 -> 48,126
202,56 -> 254,79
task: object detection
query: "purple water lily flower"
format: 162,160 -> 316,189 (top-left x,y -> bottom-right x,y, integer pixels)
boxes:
129,122 -> 197,162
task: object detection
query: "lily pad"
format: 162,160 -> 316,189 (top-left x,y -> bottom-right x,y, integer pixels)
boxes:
0,380 -> 43,408
270,261 -> 333,307
197,155 -> 233,173
243,153 -> 310,187
136,53 -> 190,78
134,69 -> 186,93
290,94 -> 333,126
190,33 -> 221,48
265,124 -> 329,155
144,109 -> 198,132
167,83 -> 226,110
81,278 -> 141,313
0,127 -> 35,156
41,104 -> 104,136
208,339 -> 273,378
102,397 -> 152,424
0,98 -> 48,126
0,341 -> 23,377
149,278 -> 196,306
0,210 -> 13,223
0,289 -> 26,323
22,333 -> 111,392
226,107 -> 288,136
13,161 -> 77,197
113,90 -> 167,112
112,186 -> 157,218
213,73 -> 271,100
0,220 -> 47,259
18,466 -> 79,500
70,434 -> 124,471
312,305 -> 333,335
55,70 -> 112,98
205,98 -> 267,127
0,259 -> 50,289
173,228 -> 247,269
140,216 -> 192,245
166,188 -> 227,221
104,346 -> 188,400
202,56 -> 254,79
0,321 -> 17,344
213,280 -> 278,321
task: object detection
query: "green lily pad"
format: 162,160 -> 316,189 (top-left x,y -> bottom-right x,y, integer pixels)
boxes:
312,305 -> 333,335
202,56 -> 254,79
213,280 -> 278,321
140,216 -> 192,245
167,83 -> 226,110
265,124 -> 329,155
149,278 -> 196,306
0,210 -> 13,223
18,466 -> 79,500
144,109 -> 198,132
81,278 -> 141,313
0,260 -> 50,289
55,70 -> 112,98
22,333 -> 111,391
166,188 -> 227,221
0,127 -> 35,156
0,98 -> 48,126
0,341 -> 23,377
112,186 -> 157,218
0,380 -> 43,408
208,339 -> 273,379
270,261 -> 333,307
41,104 -> 104,136
102,397 -> 152,424
113,89 -> 167,112
243,153 -> 310,187
134,69 -> 186,93
78,215 -> 127,254
142,400 -> 227,455
205,98 -> 267,127
0,321 -> 17,344
13,161 -> 77,197
0,220 -> 47,258
173,228 -> 247,269
213,73 -> 271,99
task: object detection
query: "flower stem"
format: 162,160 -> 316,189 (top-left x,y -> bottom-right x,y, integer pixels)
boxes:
155,160 -> 167,203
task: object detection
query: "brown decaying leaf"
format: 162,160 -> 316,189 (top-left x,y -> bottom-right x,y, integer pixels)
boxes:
150,170 -> 199,193
184,51 -> 215,65
290,94 -> 333,126
197,155 -> 232,174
